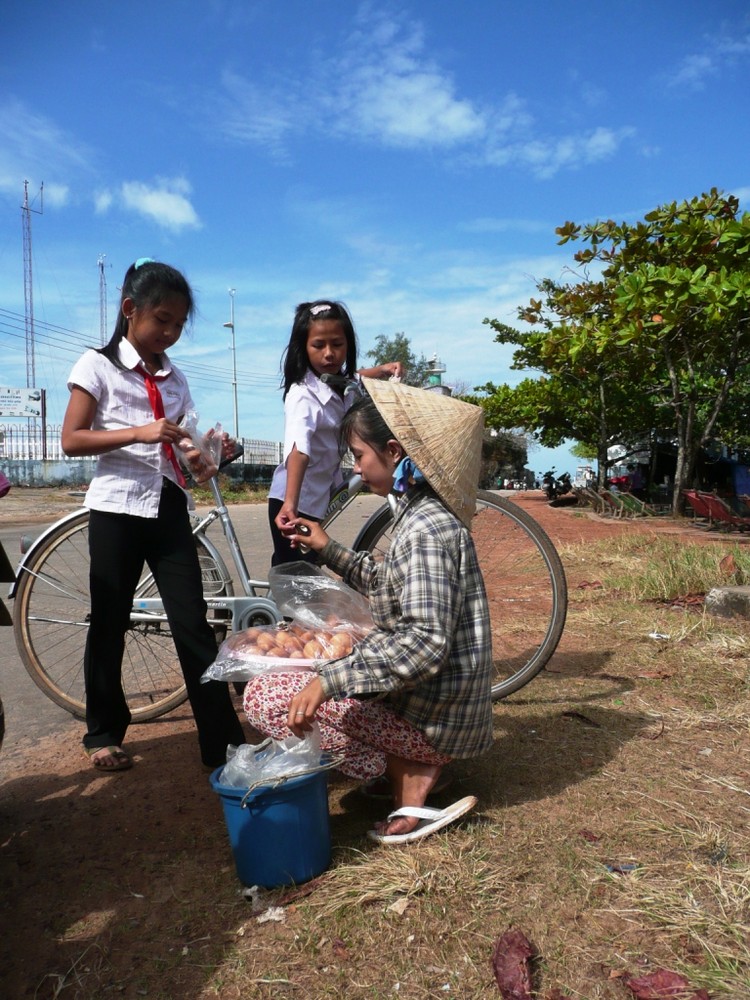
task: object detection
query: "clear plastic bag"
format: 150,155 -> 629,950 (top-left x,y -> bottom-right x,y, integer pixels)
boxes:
268,562 -> 373,632
175,410 -> 223,483
200,563 -> 373,684
219,727 -> 322,788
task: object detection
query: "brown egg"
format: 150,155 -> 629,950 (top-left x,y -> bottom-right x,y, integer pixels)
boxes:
330,632 -> 353,655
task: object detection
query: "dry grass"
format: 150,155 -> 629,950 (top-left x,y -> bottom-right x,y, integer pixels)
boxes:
3,530 -> 749,999
194,530 -> 750,998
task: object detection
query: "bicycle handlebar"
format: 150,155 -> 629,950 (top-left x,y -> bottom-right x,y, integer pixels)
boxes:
218,443 -> 244,471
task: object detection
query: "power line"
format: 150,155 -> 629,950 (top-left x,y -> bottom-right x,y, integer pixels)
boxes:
0,307 -> 280,390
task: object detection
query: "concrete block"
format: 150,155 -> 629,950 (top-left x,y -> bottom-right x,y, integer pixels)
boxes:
705,585 -> 750,618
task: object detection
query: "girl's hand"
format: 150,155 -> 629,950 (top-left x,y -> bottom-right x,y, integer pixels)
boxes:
274,501 -> 298,533
288,676 -> 326,736
281,518 -> 329,553
218,432 -> 238,461
378,361 -> 404,380
135,418 -> 183,445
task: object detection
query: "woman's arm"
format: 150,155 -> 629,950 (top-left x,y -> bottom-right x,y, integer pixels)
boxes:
61,385 -> 183,457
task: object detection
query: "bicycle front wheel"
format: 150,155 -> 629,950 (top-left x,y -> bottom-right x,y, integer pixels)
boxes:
13,509 -> 233,721
354,490 -> 567,700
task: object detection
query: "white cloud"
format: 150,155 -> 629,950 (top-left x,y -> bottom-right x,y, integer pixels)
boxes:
665,28 -> 750,90
212,7 -> 631,179
94,189 -> 113,213
0,97 -> 96,199
218,69 -> 294,156
333,11 -> 485,148
119,177 -> 202,232
484,126 -> 636,180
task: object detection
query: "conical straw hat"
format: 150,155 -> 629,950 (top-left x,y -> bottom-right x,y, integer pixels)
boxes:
361,378 -> 484,528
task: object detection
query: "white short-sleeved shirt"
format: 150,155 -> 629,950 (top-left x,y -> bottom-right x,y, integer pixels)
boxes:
268,369 -> 350,518
67,339 -> 194,517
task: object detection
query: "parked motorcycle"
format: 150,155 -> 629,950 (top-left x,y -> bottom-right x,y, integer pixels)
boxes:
542,469 -> 572,501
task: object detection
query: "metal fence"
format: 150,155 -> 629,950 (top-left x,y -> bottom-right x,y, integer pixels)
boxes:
0,422 -> 285,466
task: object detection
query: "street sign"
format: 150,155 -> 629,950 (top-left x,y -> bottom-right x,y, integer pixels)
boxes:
0,386 -> 44,418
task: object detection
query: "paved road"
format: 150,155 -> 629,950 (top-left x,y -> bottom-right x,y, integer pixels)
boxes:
0,490 -> 383,763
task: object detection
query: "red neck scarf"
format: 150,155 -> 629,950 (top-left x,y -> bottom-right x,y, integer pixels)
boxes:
139,365 -> 186,487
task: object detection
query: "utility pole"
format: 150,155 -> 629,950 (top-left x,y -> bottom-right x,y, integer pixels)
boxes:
223,288 -> 239,439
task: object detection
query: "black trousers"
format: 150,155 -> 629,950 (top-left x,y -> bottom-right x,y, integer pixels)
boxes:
267,497 -> 320,566
83,480 -> 244,766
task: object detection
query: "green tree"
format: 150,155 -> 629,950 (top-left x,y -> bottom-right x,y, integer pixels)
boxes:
366,333 -> 430,387
472,318 -> 660,487
479,190 -> 750,508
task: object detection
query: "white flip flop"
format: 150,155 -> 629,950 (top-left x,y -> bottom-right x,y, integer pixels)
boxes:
367,795 -> 478,845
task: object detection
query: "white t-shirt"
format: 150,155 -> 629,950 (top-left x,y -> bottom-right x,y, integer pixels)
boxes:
67,339 -> 194,517
268,369 -> 351,519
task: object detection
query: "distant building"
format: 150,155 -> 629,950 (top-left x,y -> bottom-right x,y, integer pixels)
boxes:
424,354 -> 451,395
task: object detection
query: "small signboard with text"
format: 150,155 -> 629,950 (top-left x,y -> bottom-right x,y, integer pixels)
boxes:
0,386 -> 44,418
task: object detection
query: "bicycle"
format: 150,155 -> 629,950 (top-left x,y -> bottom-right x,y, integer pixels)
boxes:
10,409 -> 567,722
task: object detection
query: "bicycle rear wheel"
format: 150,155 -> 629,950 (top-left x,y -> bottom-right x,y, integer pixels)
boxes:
13,509 -> 233,721
354,490 -> 567,700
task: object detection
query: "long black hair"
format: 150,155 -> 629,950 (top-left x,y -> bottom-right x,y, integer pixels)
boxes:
280,299 -> 358,398
340,395 -> 394,452
99,259 -> 194,370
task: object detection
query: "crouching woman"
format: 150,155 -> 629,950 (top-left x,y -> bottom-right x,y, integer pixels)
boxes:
244,378 -> 494,844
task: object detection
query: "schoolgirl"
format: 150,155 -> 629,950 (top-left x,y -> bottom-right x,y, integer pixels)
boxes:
268,300 -> 402,565
62,259 -> 245,772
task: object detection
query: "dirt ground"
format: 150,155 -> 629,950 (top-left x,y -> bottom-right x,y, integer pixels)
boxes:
0,489 -> 743,998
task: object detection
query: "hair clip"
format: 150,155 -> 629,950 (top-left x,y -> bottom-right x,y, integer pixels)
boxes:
309,303 -> 332,316
134,257 -> 155,269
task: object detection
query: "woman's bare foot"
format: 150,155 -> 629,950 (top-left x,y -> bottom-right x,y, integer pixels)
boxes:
373,756 -> 444,837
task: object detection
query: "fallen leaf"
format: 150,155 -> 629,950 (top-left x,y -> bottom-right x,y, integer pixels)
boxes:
578,829 -> 601,843
624,968 -> 709,999
577,580 -> 603,589
719,553 -> 737,577
331,938 -> 349,960
491,928 -> 535,999
387,897 -> 411,915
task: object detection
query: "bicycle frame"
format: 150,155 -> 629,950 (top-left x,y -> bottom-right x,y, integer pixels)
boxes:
11,471 -> 371,634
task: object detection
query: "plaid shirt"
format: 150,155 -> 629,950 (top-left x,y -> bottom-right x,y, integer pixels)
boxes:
318,489 -> 494,758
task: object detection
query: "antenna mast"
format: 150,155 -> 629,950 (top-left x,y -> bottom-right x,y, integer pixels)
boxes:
98,253 -> 110,345
21,180 -> 44,389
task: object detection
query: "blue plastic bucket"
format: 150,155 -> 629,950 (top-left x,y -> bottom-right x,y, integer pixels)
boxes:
210,765 -> 332,888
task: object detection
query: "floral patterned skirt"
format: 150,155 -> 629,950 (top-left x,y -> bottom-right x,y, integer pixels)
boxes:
243,671 -> 450,781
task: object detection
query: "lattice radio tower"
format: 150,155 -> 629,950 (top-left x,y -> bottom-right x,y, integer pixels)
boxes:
98,253 -> 111,345
21,179 -> 43,389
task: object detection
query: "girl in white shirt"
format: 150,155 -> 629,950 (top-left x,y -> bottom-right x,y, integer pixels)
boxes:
62,259 -> 245,772
268,300 -> 401,564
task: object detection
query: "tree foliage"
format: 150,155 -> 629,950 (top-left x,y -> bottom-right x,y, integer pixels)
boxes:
478,189 -> 750,508
365,333 -> 430,387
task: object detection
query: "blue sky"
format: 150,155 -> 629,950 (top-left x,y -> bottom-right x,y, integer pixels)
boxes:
1,1 -> 749,477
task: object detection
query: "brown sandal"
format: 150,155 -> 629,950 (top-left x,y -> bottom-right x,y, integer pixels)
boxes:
85,745 -> 133,772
